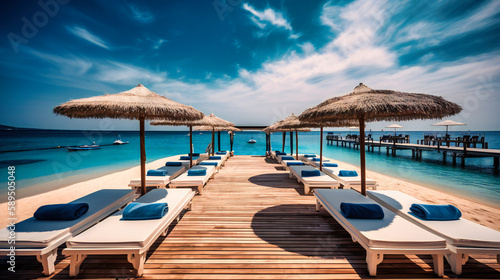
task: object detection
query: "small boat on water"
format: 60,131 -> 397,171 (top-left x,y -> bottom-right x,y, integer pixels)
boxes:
113,135 -> 129,145
247,138 -> 256,144
67,144 -> 101,151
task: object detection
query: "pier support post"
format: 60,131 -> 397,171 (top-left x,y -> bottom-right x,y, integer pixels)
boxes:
412,149 -> 415,158
443,152 -> 447,163
494,157 -> 499,168
452,153 -> 456,165
461,156 -> 465,168
386,147 -> 389,156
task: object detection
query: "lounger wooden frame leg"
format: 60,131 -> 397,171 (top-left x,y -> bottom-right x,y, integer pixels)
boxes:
315,199 -> 321,212
366,252 -> 384,276
127,252 -> 146,276
304,184 -> 310,195
432,254 -> 444,277
69,254 -> 87,277
445,252 -> 468,275
36,249 -> 58,276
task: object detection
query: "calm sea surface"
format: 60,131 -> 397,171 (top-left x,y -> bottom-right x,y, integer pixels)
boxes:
1,129 -> 499,207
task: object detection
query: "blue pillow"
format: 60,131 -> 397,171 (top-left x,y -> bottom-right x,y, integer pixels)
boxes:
340,203 -> 384,219
165,161 -> 182,166
179,156 -> 191,160
287,162 -> 304,166
34,203 -> 89,220
147,169 -> 167,176
276,152 -> 287,155
304,154 -> 316,157
188,169 -> 207,176
301,170 -> 320,177
199,161 -> 218,166
209,156 -> 222,160
323,163 -> 338,167
311,158 -> 321,161
410,204 -> 462,220
216,151 -> 227,155
122,202 -> 168,220
281,156 -> 295,161
338,170 -> 358,177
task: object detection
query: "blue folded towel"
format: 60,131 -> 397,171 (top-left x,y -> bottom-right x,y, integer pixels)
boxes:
216,151 -> 227,155
209,156 -> 222,160
409,204 -> 461,220
165,161 -> 182,166
188,169 -> 207,176
122,202 -> 168,220
301,170 -> 320,177
276,152 -> 287,155
147,169 -> 167,176
304,154 -> 316,157
287,162 -> 304,166
199,161 -> 218,166
189,153 -> 200,156
281,156 -> 295,161
34,203 -> 89,220
179,156 -> 192,160
340,203 -> 384,219
338,170 -> 358,177
311,158 -> 321,161
323,163 -> 338,167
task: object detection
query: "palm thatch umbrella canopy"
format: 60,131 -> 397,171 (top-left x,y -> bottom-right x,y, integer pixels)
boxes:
54,84 -> 204,195
151,113 -> 234,158
300,83 -> 462,195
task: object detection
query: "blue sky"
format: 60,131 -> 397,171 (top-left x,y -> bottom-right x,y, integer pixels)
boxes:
1,0 -> 499,131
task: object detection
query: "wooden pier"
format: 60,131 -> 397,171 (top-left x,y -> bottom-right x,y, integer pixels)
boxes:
3,156 -> 500,279
327,136 -> 500,168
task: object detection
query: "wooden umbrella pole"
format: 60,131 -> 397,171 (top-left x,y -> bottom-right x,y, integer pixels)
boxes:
320,126 -> 323,172
189,125 -> 193,168
140,117 -> 146,195
359,117 -> 366,196
290,131 -> 293,155
218,130 -> 221,152
282,132 -> 285,152
211,128 -> 215,156
295,129 -> 298,160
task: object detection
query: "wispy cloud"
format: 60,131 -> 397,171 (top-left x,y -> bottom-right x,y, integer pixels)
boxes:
66,26 -> 110,49
242,3 -> 299,39
127,3 -> 154,23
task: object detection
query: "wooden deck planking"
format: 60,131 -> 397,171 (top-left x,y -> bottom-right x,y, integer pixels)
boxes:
2,155 -> 500,279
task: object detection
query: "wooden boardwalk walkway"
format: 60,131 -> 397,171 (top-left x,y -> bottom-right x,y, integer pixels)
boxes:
3,155 -> 500,279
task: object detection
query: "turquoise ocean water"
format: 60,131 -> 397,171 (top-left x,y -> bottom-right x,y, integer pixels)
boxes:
1,129 -> 499,207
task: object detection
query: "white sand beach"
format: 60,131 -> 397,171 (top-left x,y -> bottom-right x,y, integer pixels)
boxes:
1,155 -> 499,232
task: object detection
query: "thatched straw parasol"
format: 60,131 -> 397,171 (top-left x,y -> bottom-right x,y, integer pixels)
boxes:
151,113 -> 234,161
432,120 -> 466,137
386,124 -> 403,136
300,83 -> 462,195
54,84 -> 204,195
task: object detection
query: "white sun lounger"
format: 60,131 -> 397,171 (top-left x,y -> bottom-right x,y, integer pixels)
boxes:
281,159 -> 305,170
289,165 -> 339,194
318,164 -> 378,190
63,188 -> 195,277
198,159 -> 223,171
368,190 -> 500,275
0,189 -> 139,275
128,165 -> 185,188
315,189 -> 447,276
169,165 -> 216,195
175,155 -> 206,168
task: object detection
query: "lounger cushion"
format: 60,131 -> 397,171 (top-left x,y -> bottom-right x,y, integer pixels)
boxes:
339,170 -> 358,177
340,203 -> 384,219
304,154 -> 316,157
122,202 -> 169,220
0,189 -> 137,248
188,169 -> 206,176
323,163 -> 338,167
34,203 -> 89,220
209,156 -> 222,160
199,161 -> 218,166
216,151 -> 227,155
368,190 -> 500,248
410,204 -> 461,221
275,152 -> 286,155
179,156 -> 193,160
129,166 -> 184,186
67,189 -> 193,248
315,189 -> 445,249
147,169 -> 167,176
302,170 -> 320,177
281,156 -> 295,161
165,162 -> 182,166
287,161 -> 304,166
170,166 -> 215,186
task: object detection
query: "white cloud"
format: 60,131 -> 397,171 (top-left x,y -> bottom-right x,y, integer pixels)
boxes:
242,3 -> 299,39
127,3 -> 154,23
66,26 -> 110,49
95,61 -> 167,84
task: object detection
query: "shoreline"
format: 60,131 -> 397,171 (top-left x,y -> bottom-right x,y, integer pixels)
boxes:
1,155 -> 500,232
